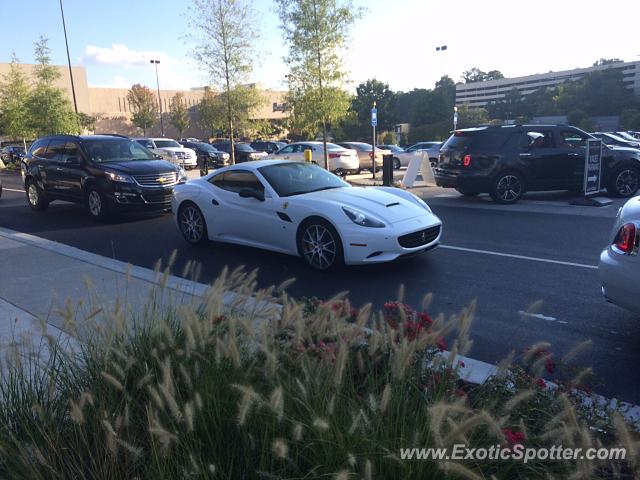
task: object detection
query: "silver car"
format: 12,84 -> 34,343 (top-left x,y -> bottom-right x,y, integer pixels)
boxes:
599,195 -> 640,314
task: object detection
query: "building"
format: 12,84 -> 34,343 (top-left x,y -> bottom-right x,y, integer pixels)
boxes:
455,60 -> 640,108
0,63 -> 288,138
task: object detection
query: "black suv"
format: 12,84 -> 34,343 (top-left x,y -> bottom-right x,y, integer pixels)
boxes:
211,141 -> 266,163
250,140 -> 286,154
179,141 -> 230,169
21,134 -> 186,219
435,125 -> 640,203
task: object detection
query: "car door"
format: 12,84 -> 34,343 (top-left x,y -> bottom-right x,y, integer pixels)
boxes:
557,128 -> 590,190
520,129 -> 571,189
274,144 -> 297,160
54,141 -> 85,200
41,139 -> 68,197
206,170 -> 282,249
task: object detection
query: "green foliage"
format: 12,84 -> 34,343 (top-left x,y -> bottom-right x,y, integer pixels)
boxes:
0,53 -> 32,140
351,78 -> 396,131
382,131 -> 394,144
26,37 -> 79,136
197,87 -> 226,137
189,0 -> 259,163
277,0 -> 361,164
456,104 -> 489,128
127,84 -> 158,135
169,92 -> 190,137
462,67 -> 504,83
593,58 -> 623,66
76,112 -> 96,132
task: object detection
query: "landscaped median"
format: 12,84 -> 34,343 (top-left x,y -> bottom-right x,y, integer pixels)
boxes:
0,266 -> 638,479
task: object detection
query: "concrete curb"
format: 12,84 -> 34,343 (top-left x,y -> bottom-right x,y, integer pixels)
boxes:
1,226 -> 638,430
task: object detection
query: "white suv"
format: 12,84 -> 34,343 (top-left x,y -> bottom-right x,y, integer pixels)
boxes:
134,138 -> 198,170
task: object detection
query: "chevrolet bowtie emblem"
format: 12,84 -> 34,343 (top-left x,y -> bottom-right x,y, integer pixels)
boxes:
158,177 -> 167,183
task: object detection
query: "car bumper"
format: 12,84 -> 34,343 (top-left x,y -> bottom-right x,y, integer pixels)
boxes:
339,215 -> 442,265
329,157 -> 360,172
599,247 -> 640,314
108,184 -> 176,212
434,169 -> 490,191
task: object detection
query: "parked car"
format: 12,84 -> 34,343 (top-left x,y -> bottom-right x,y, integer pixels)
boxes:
377,144 -> 421,169
179,141 -> 230,169
434,125 -> 640,204
336,142 -> 389,171
592,132 -> 640,150
210,141 -> 268,163
134,138 -> 198,170
180,137 -> 201,142
172,160 -> 441,270
1,145 -> 26,164
250,140 -> 287,154
21,134 -> 186,219
266,141 -> 359,175
599,195 -> 640,314
405,142 -> 443,161
614,132 -> 640,144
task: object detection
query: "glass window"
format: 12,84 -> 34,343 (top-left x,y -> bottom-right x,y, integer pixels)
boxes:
259,162 -> 348,197
525,130 -> 555,149
84,139 -> 156,163
61,142 -> 81,163
136,139 -> 155,149
154,140 -> 181,148
279,145 -> 295,154
210,170 -> 264,193
559,130 -> 588,148
43,139 -> 67,161
30,139 -> 49,158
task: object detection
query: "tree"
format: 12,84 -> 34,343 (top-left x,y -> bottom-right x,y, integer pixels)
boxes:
190,0 -> 259,164
27,36 -> 78,136
127,84 -> 157,135
77,112 -> 96,132
197,87 -> 226,138
276,0 -> 360,168
462,67 -> 504,83
169,92 -> 190,138
593,58 -> 623,67
456,103 -> 489,128
0,53 -> 32,141
351,79 -> 396,134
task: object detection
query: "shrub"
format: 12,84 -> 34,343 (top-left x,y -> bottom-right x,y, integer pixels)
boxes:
0,267 -> 637,479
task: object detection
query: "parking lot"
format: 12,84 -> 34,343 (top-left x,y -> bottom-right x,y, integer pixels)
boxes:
1,169 -> 638,402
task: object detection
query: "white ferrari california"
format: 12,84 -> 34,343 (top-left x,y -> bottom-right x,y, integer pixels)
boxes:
171,160 -> 442,270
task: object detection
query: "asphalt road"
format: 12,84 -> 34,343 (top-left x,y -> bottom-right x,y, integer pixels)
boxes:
1,170 -> 639,402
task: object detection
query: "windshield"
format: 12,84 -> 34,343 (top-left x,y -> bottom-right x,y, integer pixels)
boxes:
350,142 -> 373,151
259,162 -> 349,197
84,139 -> 156,163
325,143 -> 344,150
195,142 -> 217,152
154,140 -> 181,148
236,143 -> 255,152
616,132 -> 638,141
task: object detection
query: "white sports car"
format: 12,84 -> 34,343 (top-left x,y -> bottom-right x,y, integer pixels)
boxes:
171,160 -> 442,270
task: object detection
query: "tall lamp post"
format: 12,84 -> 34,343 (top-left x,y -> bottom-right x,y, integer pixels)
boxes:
150,59 -> 164,136
59,0 -> 78,115
435,45 -> 447,78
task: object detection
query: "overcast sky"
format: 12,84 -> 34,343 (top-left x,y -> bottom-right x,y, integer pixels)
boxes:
3,0 -> 639,93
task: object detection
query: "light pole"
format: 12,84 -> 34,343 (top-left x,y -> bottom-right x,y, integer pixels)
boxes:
435,45 -> 447,78
150,59 -> 164,136
59,0 -> 78,114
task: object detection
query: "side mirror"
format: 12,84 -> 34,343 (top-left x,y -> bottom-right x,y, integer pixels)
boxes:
238,188 -> 265,201
154,154 -> 164,159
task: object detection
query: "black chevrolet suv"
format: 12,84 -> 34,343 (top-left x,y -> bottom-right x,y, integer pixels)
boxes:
434,125 -> 640,203
21,134 -> 187,219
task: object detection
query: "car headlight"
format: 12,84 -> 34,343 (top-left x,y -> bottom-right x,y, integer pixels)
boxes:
178,167 -> 188,183
105,171 -> 134,183
342,206 -> 385,228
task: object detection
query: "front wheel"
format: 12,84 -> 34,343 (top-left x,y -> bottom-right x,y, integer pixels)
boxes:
297,219 -> 343,271
178,202 -> 209,246
489,171 -> 525,204
86,186 -> 110,221
606,165 -> 640,198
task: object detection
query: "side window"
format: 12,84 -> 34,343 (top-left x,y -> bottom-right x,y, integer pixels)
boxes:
525,131 -> 555,149
43,139 -> 67,161
209,172 -> 226,189
212,170 -> 264,193
280,145 -> 294,154
136,140 -> 154,149
31,140 -> 49,158
61,142 -> 82,163
559,130 -> 588,148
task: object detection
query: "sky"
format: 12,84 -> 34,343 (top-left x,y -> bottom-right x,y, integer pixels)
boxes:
2,0 -> 640,93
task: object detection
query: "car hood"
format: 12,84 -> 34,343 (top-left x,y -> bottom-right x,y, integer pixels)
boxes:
97,160 -> 178,174
619,196 -> 640,223
156,147 -> 193,153
298,186 -> 434,224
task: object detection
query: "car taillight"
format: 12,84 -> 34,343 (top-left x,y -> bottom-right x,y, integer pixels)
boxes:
329,153 -> 341,159
369,152 -> 374,159
463,154 -> 472,167
613,223 -> 637,254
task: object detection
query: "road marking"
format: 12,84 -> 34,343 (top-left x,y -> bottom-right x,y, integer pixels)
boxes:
3,188 -> 24,193
440,244 -> 598,270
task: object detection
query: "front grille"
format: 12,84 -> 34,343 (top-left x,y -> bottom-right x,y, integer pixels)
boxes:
133,172 -> 177,187
398,225 -> 441,248
141,193 -> 173,205
175,151 -> 194,160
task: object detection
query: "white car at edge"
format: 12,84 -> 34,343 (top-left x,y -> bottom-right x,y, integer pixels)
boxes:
172,160 -> 442,269
134,138 -> 198,170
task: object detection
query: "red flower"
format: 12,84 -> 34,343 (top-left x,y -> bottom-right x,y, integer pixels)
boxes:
437,338 -> 448,352
458,360 -> 465,368
536,378 -> 547,389
502,428 -> 526,446
418,312 -> 433,327
545,356 -> 555,374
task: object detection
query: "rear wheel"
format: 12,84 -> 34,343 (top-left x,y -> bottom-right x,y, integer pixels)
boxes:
297,219 -> 343,271
26,179 -> 49,211
178,202 -> 208,246
489,171 -> 525,204
607,165 -> 640,198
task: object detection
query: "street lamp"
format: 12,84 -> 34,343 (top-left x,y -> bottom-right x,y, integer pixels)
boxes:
59,0 -> 78,114
150,59 -> 164,136
435,45 -> 448,78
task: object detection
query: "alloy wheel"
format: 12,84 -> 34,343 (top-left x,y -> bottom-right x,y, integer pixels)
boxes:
88,190 -> 102,217
496,175 -> 522,202
615,169 -> 639,196
302,224 -> 337,270
180,205 -> 205,243
28,183 -> 39,206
